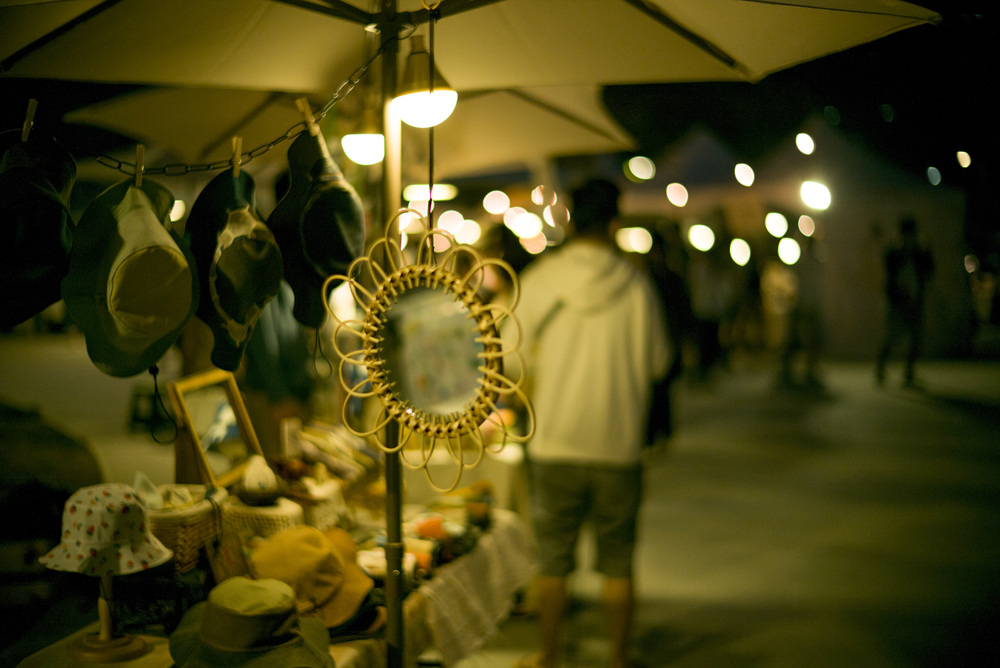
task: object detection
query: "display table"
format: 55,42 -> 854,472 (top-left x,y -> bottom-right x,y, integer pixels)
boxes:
19,509 -> 535,668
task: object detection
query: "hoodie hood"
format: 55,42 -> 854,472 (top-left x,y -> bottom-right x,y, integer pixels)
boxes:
545,240 -> 638,312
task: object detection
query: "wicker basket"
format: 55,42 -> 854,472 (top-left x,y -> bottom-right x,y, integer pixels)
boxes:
148,485 -> 226,574
220,496 -> 304,541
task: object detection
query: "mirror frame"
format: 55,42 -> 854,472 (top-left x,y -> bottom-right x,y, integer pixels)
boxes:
363,262 -> 503,440
166,368 -> 264,488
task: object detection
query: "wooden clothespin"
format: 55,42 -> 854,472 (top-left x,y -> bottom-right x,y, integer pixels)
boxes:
135,144 -> 145,188
21,98 -> 37,142
296,97 -> 320,137
231,136 -> 243,178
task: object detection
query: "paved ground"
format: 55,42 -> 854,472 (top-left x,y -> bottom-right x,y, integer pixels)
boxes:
2,332 -> 998,666
457,358 -> 1000,667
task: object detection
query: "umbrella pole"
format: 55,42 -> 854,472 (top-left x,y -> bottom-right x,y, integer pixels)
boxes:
379,4 -> 405,668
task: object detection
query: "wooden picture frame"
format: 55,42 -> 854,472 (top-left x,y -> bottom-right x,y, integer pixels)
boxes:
166,368 -> 264,489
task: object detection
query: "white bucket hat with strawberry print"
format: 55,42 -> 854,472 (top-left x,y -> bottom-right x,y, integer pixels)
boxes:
39,482 -> 172,575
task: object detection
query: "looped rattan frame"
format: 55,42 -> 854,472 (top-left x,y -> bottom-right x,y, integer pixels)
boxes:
322,215 -> 534,492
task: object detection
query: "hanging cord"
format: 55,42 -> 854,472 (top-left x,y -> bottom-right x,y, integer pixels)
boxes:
426,7 -> 440,231
146,364 -> 178,444
49,26 -> 414,178
311,328 -> 335,381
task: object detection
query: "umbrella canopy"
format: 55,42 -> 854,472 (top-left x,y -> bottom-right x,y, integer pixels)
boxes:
59,84 -> 633,182
1,1 -> 939,91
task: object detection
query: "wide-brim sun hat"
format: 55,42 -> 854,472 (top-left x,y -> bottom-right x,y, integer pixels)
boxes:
61,178 -> 199,377
39,482 -> 172,576
247,524 -> 374,630
169,576 -> 335,668
0,131 -> 76,328
185,170 -> 283,371
268,130 -> 364,329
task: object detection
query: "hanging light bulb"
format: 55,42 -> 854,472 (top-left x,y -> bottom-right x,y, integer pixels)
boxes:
392,35 -> 457,128
341,106 -> 384,165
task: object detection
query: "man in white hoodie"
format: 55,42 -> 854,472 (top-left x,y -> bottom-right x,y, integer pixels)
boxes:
510,178 -> 669,668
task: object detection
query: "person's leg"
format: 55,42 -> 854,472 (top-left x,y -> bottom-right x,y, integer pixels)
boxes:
603,576 -> 634,668
534,575 -> 568,667
522,462 -> 587,667
592,465 -> 643,667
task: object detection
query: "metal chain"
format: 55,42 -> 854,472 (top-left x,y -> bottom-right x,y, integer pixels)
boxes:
58,31 -> 404,178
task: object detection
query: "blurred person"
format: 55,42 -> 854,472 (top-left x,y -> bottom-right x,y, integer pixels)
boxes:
876,216 -> 934,388
687,242 -> 739,382
646,225 -> 692,443
506,178 -> 669,668
780,235 -> 825,389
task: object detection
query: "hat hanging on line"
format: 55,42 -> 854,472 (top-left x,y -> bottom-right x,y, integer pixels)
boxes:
268,121 -> 365,329
247,524 -> 374,630
39,482 -> 172,576
0,129 -> 76,328
61,178 -> 199,377
185,169 -> 283,371
169,576 -> 335,668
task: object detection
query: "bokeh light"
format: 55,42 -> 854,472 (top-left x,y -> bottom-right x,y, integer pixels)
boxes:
615,227 -> 653,254
688,224 -> 715,251
734,163 -> 755,187
801,181 -> 831,210
666,183 -> 689,207
436,209 -> 465,235
798,215 -> 816,237
521,233 -> 548,255
531,184 -> 557,206
957,151 -> 972,168
455,219 -> 482,245
964,254 -> 979,273
543,203 -> 570,227
483,190 -> 510,215
504,208 -> 543,239
626,156 -> 656,181
765,212 -> 789,238
730,238 -> 751,266
927,166 -> 942,186
402,183 -> 457,201
778,237 -> 801,265
795,133 -> 815,155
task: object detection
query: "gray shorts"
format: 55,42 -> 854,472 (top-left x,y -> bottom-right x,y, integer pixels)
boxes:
529,460 -> 642,579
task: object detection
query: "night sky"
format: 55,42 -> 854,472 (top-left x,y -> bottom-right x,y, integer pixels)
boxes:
604,1 -> 997,255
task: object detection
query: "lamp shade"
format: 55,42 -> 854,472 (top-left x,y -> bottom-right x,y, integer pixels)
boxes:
341,107 -> 384,165
393,35 -> 457,128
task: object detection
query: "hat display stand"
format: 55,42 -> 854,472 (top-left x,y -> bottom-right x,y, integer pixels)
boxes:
38,483 -> 173,663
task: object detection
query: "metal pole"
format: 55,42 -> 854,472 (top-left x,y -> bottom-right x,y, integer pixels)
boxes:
379,3 -> 405,668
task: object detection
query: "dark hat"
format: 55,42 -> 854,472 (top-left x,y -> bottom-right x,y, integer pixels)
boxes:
169,576 -> 335,668
185,170 -> 283,371
0,131 -> 76,328
61,179 -> 199,377
268,130 -> 365,328
571,178 -> 620,234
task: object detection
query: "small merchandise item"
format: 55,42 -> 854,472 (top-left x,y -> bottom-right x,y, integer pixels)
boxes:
267,128 -> 364,328
169,576 -> 335,668
235,455 -> 283,506
39,482 -> 172,576
184,169 -> 283,371
0,131 -> 76,328
61,178 -> 199,377
248,525 -> 374,631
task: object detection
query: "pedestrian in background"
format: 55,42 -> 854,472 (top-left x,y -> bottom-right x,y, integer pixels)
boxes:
876,216 -> 934,388
506,178 -> 669,668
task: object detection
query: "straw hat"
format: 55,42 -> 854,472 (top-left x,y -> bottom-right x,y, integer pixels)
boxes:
169,576 -> 335,668
247,525 -> 373,629
39,483 -> 172,576
185,170 -> 282,371
61,179 -> 198,377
